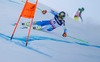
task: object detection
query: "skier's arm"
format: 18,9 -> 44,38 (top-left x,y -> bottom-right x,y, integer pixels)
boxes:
49,10 -> 58,16
62,20 -> 67,37
79,15 -> 83,22
79,10 -> 84,22
42,9 -> 58,15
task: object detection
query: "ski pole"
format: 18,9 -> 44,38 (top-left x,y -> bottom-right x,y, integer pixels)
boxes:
67,35 -> 88,43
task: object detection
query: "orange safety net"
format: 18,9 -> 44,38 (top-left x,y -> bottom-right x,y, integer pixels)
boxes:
21,0 -> 38,18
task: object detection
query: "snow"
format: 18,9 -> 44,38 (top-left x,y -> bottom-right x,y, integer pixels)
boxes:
0,0 -> 100,62
39,0 -> 100,25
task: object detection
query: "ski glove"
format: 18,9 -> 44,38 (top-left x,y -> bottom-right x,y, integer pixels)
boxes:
62,32 -> 67,37
42,10 -> 47,14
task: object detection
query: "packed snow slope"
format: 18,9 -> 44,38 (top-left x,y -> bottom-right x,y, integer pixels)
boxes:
0,0 -> 100,62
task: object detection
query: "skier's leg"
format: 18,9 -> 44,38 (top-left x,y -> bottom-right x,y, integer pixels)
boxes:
32,20 -> 51,30
41,25 -> 54,31
33,20 -> 50,26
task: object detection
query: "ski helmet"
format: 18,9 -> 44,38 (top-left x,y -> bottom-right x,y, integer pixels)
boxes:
59,11 -> 66,19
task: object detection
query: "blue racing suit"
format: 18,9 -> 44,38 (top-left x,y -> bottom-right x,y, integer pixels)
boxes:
34,10 -> 66,32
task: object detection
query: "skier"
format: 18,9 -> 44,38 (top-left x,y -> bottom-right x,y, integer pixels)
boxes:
34,10 -> 67,37
74,7 -> 84,22
22,10 -> 67,37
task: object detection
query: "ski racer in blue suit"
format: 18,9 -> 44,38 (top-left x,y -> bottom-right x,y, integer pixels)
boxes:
33,10 -> 67,37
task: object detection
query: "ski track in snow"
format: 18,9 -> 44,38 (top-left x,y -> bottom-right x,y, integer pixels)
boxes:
6,0 -> 100,49
0,33 -> 52,57
8,0 -> 22,5
0,33 -> 100,49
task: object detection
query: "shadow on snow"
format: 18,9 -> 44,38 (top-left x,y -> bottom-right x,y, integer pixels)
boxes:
0,33 -> 100,52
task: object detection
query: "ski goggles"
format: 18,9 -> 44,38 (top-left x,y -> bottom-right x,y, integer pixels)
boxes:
59,13 -> 65,19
